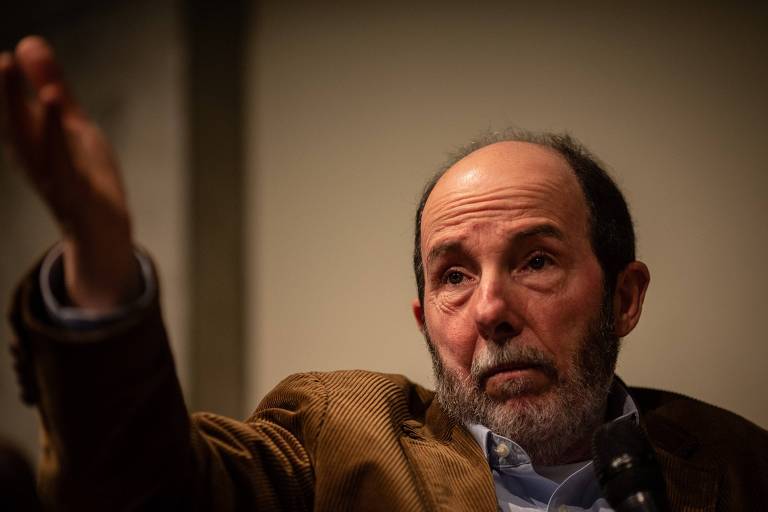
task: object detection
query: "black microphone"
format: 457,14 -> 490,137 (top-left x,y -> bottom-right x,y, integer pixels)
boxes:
592,420 -> 670,512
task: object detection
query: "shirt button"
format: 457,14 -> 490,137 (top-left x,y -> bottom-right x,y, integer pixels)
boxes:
494,443 -> 511,458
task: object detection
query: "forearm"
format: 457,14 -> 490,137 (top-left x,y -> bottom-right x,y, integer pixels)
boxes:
2,36 -> 316,510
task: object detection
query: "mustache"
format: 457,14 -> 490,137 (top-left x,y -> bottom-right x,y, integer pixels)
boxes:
470,344 -> 559,384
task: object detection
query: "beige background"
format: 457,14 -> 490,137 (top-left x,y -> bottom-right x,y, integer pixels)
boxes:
245,1 -> 768,426
1,1 -> 766,462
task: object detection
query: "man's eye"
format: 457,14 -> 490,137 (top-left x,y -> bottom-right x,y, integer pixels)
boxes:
526,254 -> 551,271
445,270 -> 465,285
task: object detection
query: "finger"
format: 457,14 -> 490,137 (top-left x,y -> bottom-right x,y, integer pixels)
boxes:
0,51 -> 36,164
0,52 -> 13,141
15,36 -> 82,117
41,83 -> 78,179
39,84 -> 81,224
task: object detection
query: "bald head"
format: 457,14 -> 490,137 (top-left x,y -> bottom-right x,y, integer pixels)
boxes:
428,141 -> 576,197
423,141 -> 589,238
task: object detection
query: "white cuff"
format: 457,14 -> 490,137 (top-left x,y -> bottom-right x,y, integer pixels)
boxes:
39,243 -> 156,329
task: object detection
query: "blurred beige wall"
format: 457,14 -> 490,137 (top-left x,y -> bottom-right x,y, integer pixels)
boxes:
245,1 -> 768,427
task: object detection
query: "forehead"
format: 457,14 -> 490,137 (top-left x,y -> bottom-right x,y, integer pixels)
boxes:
421,141 -> 589,248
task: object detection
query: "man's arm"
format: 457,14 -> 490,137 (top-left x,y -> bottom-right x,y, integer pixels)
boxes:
1,36 -> 316,510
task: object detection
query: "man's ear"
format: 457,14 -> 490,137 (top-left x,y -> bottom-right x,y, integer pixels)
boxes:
411,298 -> 425,332
612,261 -> 650,337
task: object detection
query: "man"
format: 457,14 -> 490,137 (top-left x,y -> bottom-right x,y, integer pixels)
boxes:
2,36 -> 766,511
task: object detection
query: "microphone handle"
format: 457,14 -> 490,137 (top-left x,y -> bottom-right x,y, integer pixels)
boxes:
616,490 -> 663,512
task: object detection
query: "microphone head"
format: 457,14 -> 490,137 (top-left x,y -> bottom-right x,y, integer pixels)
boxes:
592,420 -> 668,510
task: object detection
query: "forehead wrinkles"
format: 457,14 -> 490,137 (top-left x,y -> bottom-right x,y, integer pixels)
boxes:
423,179 -> 579,240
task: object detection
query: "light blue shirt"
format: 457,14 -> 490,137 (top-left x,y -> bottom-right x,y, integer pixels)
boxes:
467,381 -> 639,512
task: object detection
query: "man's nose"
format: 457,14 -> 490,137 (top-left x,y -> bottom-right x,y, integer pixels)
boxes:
472,273 -> 522,343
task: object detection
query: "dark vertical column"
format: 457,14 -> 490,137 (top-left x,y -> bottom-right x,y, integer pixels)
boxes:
185,0 -> 247,417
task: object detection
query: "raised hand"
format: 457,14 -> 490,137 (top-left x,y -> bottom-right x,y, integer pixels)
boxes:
0,36 -> 140,311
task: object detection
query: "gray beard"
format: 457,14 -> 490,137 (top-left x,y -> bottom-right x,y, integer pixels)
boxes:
425,300 -> 619,466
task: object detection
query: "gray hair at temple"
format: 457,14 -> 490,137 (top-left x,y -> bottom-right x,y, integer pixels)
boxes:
413,129 -> 636,307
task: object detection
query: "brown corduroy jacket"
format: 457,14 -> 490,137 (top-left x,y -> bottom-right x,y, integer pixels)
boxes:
8,266 -> 768,511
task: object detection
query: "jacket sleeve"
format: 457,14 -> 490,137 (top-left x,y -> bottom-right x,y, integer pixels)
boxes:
7,260 -> 322,511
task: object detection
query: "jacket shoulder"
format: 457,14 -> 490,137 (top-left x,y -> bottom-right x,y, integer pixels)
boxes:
630,387 -> 768,509
255,370 -> 435,425
630,386 -> 768,466
278,369 -> 435,414
313,369 -> 432,397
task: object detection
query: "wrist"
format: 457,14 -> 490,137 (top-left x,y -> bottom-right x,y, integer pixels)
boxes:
61,235 -> 142,311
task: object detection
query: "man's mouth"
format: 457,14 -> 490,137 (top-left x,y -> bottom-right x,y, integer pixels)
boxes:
479,363 -> 555,398
481,363 -> 541,382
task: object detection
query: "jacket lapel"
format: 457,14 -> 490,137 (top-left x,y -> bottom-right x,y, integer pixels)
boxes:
644,408 -> 720,512
656,449 -> 719,512
399,400 -> 497,511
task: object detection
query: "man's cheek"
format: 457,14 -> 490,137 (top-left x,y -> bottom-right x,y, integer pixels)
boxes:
444,327 -> 477,371
428,321 -> 475,372
533,303 -> 595,368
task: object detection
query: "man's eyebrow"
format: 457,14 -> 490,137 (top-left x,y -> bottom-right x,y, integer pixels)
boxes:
512,224 -> 565,243
425,224 -> 564,266
426,241 -> 465,266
